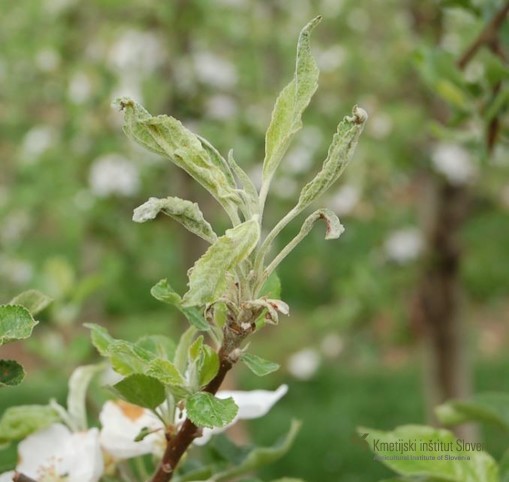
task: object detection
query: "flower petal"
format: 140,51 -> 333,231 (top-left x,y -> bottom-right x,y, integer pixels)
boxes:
99,400 -> 164,459
17,423 -> 71,479
218,384 -> 288,420
193,385 -> 288,446
65,428 -> 104,482
0,472 -> 15,482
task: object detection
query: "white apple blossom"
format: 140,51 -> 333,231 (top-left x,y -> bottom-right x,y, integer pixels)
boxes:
287,349 -> 320,380
384,227 -> 424,264
431,142 -> 477,185
89,154 -> 140,198
0,424 -> 103,482
100,385 -> 288,458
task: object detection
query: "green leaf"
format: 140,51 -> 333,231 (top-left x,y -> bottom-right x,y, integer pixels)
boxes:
151,279 -> 182,305
85,323 -> 114,356
436,393 -> 509,431
228,150 -> 260,217
0,405 -> 59,444
241,353 -> 280,377
135,335 -> 176,361
262,16 -> 321,193
133,196 -> 217,243
0,359 -> 25,387
9,290 -> 52,316
500,448 -> 509,482
211,420 -> 301,482
67,364 -> 104,431
151,280 -> 210,331
0,305 -> 38,345
199,345 -> 219,386
361,425 -> 499,482
186,392 -> 238,428
114,98 -> 238,210
174,326 -> 198,374
112,374 -> 166,410
183,217 -> 260,307
259,272 -> 281,299
146,358 -> 185,386
108,340 -> 153,375
297,107 -> 367,210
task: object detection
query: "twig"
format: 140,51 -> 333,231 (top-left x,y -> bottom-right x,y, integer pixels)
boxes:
13,473 -> 37,482
457,1 -> 509,70
150,350 -> 234,482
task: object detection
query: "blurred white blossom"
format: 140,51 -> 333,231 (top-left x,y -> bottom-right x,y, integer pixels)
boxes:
21,125 -> 56,162
347,8 -> 370,33
316,45 -> 347,72
327,185 -> 361,215
320,333 -> 344,358
368,112 -> 393,139
68,71 -> 92,104
272,176 -> 299,200
193,51 -> 237,89
287,348 -> 320,380
108,30 -> 164,73
384,227 -> 424,264
35,48 -> 61,72
0,256 -> 33,284
205,94 -> 238,120
0,424 -> 103,482
431,143 -> 477,185
89,154 -> 140,198
1,210 -> 31,244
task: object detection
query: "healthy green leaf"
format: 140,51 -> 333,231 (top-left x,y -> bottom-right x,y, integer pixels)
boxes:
114,97 -> 238,209
361,425 -> 498,482
133,196 -> 217,243
500,448 -> 509,482
199,344 -> 220,386
135,335 -> 176,361
297,106 -> 367,210
259,272 -> 282,299
146,358 -> 186,386
436,393 -> 509,431
85,323 -> 114,356
107,340 -> 153,375
182,217 -> 260,307
151,279 -> 210,331
262,16 -> 321,194
210,420 -> 301,482
9,290 -> 52,316
0,304 -> 38,345
67,364 -> 104,431
241,353 -> 280,377
0,359 -> 25,387
0,405 -> 59,444
186,392 -> 238,429
174,326 -> 198,374
112,374 -> 166,410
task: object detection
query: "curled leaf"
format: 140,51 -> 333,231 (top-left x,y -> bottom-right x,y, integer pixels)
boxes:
115,97 -> 238,210
133,196 -> 217,243
301,208 -> 345,240
182,217 -> 260,307
262,16 -> 322,197
297,106 -> 367,210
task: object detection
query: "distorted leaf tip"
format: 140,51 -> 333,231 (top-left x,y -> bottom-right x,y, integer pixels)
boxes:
350,105 -> 368,125
112,96 -> 134,112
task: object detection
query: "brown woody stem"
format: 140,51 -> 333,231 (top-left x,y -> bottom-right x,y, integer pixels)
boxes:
13,473 -> 37,482
150,348 -> 235,482
456,1 -> 509,70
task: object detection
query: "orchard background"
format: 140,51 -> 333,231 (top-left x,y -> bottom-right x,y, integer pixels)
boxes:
1,0 -> 508,481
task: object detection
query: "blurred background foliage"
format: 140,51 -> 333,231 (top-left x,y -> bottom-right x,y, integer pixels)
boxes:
0,0 -> 508,480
